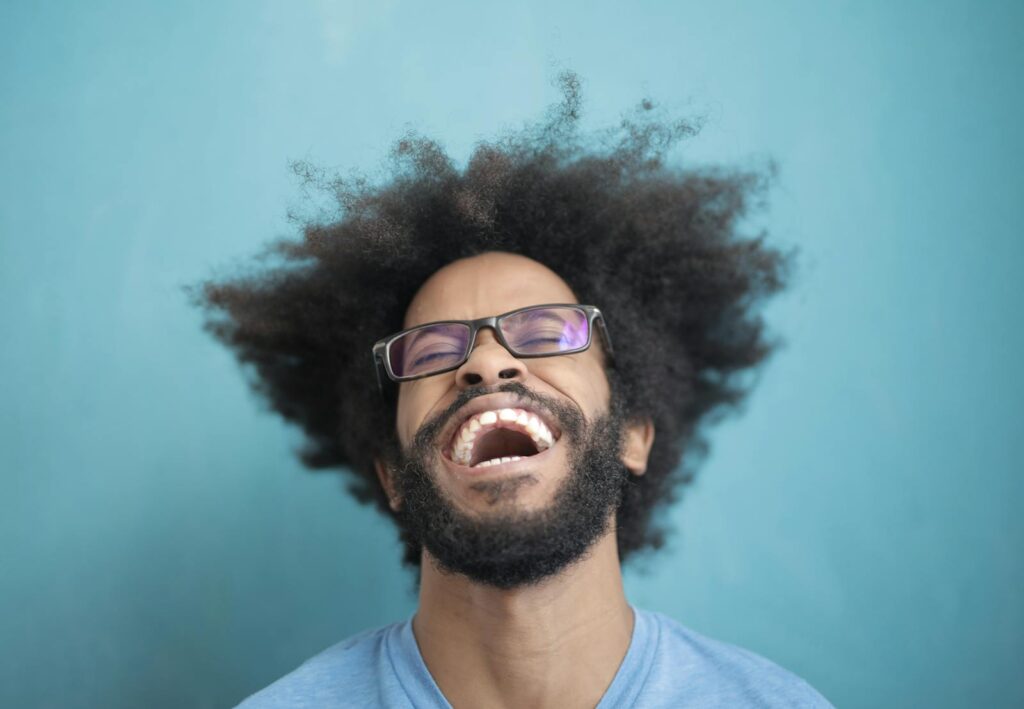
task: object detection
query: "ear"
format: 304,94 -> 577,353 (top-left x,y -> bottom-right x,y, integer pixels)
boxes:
620,417 -> 655,476
374,457 -> 401,512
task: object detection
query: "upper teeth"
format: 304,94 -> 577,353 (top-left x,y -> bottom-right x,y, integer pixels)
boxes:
451,407 -> 555,467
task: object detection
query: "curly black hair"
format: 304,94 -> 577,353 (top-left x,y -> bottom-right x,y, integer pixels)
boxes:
188,73 -> 795,569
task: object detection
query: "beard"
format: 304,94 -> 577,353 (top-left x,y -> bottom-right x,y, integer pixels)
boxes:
391,381 -> 630,590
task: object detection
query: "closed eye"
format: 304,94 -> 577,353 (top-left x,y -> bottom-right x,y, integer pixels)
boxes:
412,350 -> 462,367
517,336 -> 564,348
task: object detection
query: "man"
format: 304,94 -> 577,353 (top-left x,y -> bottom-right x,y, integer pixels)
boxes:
194,75 -> 833,707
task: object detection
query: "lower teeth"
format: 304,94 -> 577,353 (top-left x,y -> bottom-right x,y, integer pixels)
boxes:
473,456 -> 523,468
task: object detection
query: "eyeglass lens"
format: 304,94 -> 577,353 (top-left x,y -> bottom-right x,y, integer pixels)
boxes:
388,306 -> 590,379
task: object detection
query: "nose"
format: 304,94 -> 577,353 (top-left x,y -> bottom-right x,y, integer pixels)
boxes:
455,327 -> 525,388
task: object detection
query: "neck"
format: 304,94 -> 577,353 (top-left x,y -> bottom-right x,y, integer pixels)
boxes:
412,528 -> 634,709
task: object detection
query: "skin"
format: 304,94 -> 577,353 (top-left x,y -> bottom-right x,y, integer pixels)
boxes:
375,251 -> 655,709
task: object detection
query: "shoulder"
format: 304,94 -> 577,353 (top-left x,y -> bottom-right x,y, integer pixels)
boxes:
639,609 -> 834,708
235,623 -> 399,709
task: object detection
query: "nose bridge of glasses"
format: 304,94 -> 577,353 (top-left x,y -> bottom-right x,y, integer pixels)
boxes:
467,318 -> 507,355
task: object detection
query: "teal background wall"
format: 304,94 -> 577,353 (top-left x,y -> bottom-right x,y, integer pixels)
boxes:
2,1 -> 1021,707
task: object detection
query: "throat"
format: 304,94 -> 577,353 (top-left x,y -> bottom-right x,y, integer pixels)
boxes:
470,429 -> 539,467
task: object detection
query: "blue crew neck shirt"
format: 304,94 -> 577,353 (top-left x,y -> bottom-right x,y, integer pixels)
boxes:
237,606 -> 833,708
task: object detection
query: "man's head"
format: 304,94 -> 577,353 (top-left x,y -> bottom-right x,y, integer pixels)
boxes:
372,252 -> 654,587
190,74 -> 793,577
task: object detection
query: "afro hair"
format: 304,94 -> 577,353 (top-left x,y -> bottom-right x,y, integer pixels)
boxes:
189,72 -> 795,568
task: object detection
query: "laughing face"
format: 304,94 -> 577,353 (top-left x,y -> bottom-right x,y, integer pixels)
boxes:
376,251 -> 654,588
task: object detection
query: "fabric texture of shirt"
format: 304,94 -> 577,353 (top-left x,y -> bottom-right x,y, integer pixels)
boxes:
236,606 -> 833,708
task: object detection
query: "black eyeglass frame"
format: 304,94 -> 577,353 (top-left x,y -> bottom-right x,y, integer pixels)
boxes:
372,303 -> 614,393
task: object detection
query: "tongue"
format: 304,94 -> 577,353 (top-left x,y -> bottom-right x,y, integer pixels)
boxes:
471,429 -> 539,466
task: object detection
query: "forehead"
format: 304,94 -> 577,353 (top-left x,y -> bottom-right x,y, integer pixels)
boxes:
403,252 -> 578,328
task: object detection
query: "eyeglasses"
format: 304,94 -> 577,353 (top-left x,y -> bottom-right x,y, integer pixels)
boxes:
372,304 -> 613,390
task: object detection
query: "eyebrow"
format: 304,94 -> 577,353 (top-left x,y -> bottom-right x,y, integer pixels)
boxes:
401,305 -> 576,346
506,309 -> 570,326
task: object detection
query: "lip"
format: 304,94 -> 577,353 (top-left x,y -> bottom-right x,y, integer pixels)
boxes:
437,392 -> 564,463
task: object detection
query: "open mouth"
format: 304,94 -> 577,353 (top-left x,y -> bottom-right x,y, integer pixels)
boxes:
446,407 -> 560,469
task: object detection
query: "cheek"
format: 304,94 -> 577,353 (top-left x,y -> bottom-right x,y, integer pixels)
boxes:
395,378 -> 450,446
576,362 -> 611,409
531,356 -> 610,413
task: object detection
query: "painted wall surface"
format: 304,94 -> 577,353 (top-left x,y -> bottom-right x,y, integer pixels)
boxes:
2,2 -> 1021,707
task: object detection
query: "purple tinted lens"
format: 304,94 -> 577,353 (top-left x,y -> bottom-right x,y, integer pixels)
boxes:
389,323 -> 471,377
500,306 -> 590,355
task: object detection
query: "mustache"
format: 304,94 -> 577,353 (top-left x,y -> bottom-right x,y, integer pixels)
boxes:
410,381 -> 585,455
